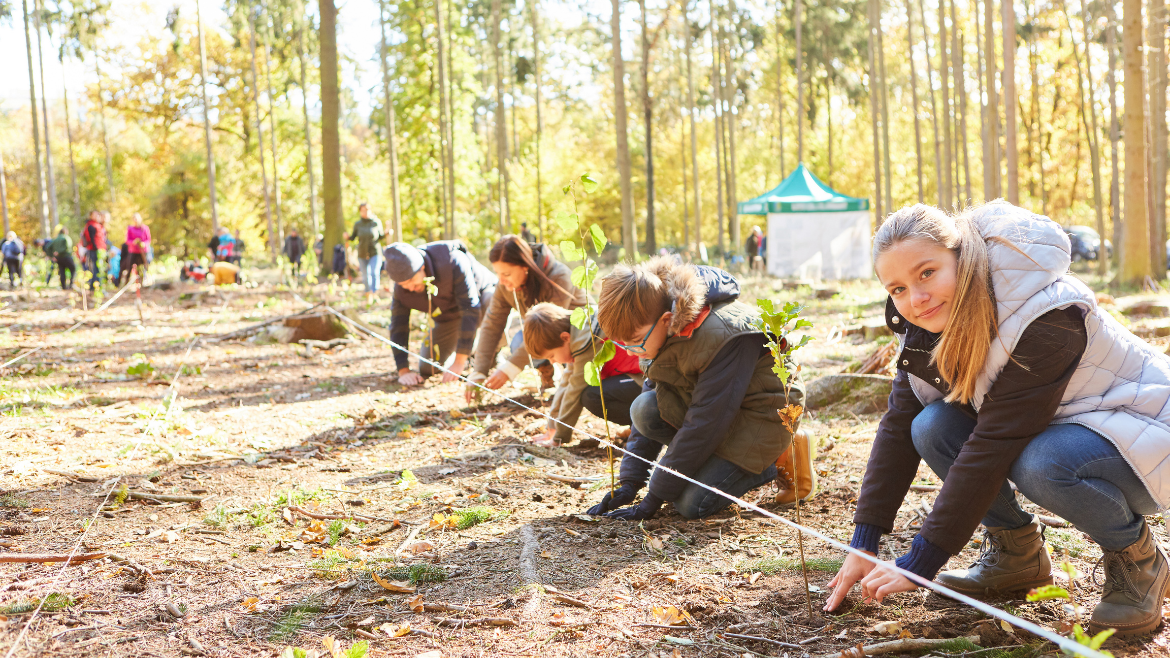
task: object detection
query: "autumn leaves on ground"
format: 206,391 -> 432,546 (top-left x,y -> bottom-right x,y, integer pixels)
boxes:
2,276 -> 1170,658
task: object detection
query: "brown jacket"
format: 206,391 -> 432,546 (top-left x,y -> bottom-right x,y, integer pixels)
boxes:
470,244 -> 587,380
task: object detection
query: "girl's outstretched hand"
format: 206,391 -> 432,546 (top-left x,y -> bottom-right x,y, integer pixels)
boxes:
858,561 -> 918,603
823,551 -> 877,612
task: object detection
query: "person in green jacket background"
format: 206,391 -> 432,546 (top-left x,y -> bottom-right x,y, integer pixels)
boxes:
47,226 -> 76,290
349,202 -> 385,303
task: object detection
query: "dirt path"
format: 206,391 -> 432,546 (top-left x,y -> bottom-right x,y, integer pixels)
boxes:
0,280 -> 1167,658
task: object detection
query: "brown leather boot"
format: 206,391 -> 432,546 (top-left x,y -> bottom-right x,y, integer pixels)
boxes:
1089,520 -> 1170,637
935,521 -> 1053,596
774,429 -> 816,507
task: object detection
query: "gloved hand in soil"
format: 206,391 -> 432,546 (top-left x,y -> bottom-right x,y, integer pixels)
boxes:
586,483 -> 640,516
603,492 -> 663,521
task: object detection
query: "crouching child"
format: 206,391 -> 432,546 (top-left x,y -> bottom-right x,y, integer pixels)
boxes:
523,303 -> 644,447
587,257 -> 804,520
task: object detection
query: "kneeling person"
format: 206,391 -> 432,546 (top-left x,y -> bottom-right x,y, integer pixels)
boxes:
385,241 -> 498,385
589,257 -> 804,520
523,303 -> 643,447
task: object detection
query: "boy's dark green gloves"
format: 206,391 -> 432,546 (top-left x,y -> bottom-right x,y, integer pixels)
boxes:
586,483 -> 640,515
603,492 -> 663,521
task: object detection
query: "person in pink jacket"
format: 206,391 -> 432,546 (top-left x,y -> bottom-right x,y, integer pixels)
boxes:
125,213 -> 152,279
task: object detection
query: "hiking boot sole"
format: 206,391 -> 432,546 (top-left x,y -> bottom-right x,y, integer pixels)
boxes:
1089,570 -> 1170,637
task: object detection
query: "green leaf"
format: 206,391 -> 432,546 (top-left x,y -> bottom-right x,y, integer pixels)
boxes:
344,641 -> 369,658
555,211 -> 580,232
563,183 -> 573,195
570,307 -> 589,330
580,173 -> 600,194
584,361 -> 601,387
423,276 -> 438,296
571,261 -> 598,290
756,298 -> 775,315
1025,584 -> 1070,602
560,240 -> 584,263
592,339 -> 616,367
589,224 -> 608,255
1071,624 -> 1115,655
794,318 -> 814,330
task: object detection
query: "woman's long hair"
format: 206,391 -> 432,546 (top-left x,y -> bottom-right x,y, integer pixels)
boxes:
488,235 -> 572,304
873,204 -> 997,405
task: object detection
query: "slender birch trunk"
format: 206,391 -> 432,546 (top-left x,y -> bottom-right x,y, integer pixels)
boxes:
1003,0 -> 1019,203
1148,0 -> 1167,273
908,0 -> 924,202
532,0 -> 543,239
22,0 -> 47,236
985,0 -> 1000,198
262,25 -> 284,246
683,0 -> 702,255
197,0 -> 219,232
33,0 -> 58,233
877,5 -> 892,212
868,0 -> 884,220
918,0 -> 943,206
724,7 -> 740,254
640,0 -> 656,254
248,13 -> 276,259
434,0 -> 452,238
1121,0 -> 1151,283
298,9 -> 320,239
1108,5 -> 1121,263
975,0 -> 989,201
710,6 -> 726,257
775,0 -> 786,175
795,0 -> 803,161
953,0 -> 971,203
492,0 -> 512,233
938,0 -> 954,209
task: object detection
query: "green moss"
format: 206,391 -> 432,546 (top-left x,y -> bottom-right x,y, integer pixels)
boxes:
738,556 -> 845,575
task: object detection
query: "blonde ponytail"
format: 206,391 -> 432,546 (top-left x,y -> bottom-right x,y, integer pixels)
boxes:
873,204 -> 997,404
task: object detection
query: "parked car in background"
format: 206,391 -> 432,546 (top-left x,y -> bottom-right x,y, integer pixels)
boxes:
1064,225 -> 1112,262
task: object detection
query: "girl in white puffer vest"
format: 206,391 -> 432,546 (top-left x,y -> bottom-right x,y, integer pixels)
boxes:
825,201 -> 1170,638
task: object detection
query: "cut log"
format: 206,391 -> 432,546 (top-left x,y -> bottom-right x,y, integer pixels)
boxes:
806,374 -> 893,411
817,635 -> 980,658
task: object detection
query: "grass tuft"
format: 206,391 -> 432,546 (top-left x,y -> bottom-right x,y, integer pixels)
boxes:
454,506 -> 505,530
0,593 -> 74,615
379,563 -> 448,585
270,596 -> 323,642
0,493 -> 30,508
738,556 -> 845,575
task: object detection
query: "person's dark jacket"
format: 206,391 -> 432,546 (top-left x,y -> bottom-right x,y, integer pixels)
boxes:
208,234 -> 220,258
349,217 -> 384,260
389,241 -> 498,371
284,235 -> 306,262
850,298 -> 1087,580
618,265 -> 793,502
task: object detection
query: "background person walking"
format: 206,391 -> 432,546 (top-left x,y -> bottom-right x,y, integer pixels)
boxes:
349,203 -> 384,303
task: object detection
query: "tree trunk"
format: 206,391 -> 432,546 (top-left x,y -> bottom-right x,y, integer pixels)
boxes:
795,0 -> 803,161
492,0 -> 512,234
710,6 -> 726,258
683,0 -> 702,255
612,0 -> 635,257
532,0 -> 544,240
640,0 -> 656,255
33,0 -> 58,235
975,0 -> 989,201
724,7 -> 739,256
877,5 -> 892,212
22,0 -> 47,236
1068,0 -> 1108,274
262,24 -> 284,247
1029,1 -> 1045,214
953,0 -> 971,203
377,0 -> 401,242
918,0 -> 944,206
681,101 -> 689,248
938,0 -> 953,209
1149,0 -> 1167,275
197,0 -> 220,232
774,0 -> 786,176
445,0 -> 457,238
1122,0 -> 1151,283
297,6 -> 318,238
96,59 -> 116,207
61,75 -> 80,225
434,0 -> 452,239
1003,0 -> 1019,203
319,0 -> 343,274
984,0 -> 1000,198
907,0 -> 924,202
0,151 -> 9,235
826,60 -> 833,184
868,0 -> 884,220
248,14 -> 276,260
1109,1 -> 1122,269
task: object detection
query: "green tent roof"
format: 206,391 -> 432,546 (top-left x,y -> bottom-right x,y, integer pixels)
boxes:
737,163 -> 870,215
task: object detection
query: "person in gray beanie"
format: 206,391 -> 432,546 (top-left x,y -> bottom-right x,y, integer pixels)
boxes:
385,241 -> 498,386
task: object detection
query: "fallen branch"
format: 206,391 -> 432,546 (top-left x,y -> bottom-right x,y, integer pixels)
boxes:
107,553 -> 153,576
1037,514 -> 1069,528
817,635 -> 980,658
632,623 -> 696,630
126,491 -> 206,503
210,303 -> 323,342
39,468 -> 99,482
542,474 -> 601,486
420,602 -> 471,613
289,506 -> 347,521
909,484 -> 941,492
0,552 -> 106,564
550,593 -> 591,609
434,617 -> 516,628
722,633 -> 801,649
394,525 -> 421,556
361,521 -> 402,538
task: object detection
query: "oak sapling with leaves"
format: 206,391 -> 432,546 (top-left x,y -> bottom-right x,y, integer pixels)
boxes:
523,303 -> 644,447
588,256 -> 806,522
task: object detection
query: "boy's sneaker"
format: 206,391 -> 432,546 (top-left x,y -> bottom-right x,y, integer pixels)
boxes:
774,429 -> 816,507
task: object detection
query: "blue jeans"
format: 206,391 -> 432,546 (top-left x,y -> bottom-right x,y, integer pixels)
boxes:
912,400 -> 1158,551
631,389 -> 778,519
359,253 -> 383,293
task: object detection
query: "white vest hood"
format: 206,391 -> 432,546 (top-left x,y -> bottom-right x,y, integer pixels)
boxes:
902,201 -> 1170,510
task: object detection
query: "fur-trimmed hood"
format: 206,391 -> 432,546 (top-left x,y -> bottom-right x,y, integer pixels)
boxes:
645,259 -> 741,335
